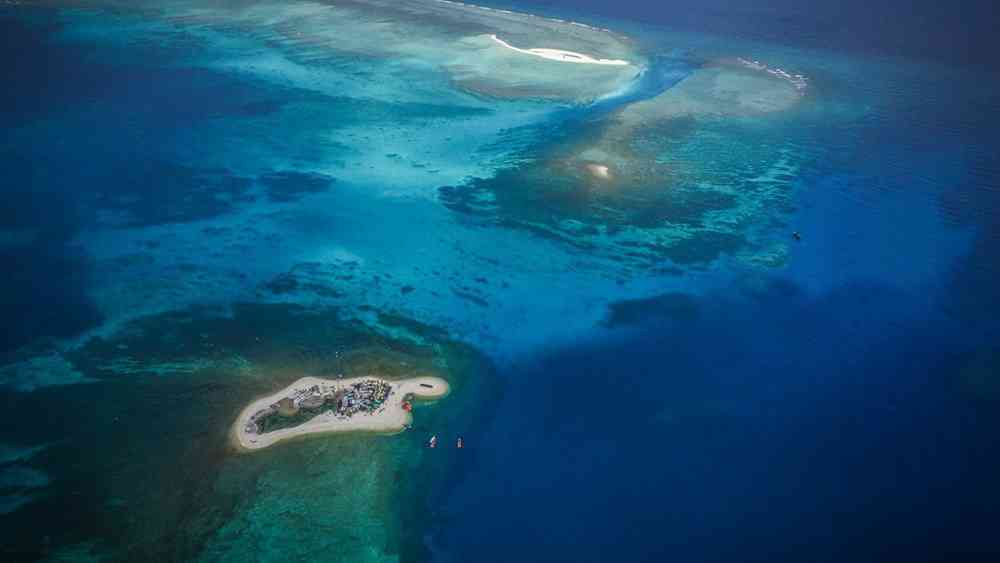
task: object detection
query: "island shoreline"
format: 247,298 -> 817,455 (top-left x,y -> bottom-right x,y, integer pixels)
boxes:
230,375 -> 450,453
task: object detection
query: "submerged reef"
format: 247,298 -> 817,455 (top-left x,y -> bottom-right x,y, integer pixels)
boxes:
603,291 -> 701,327
149,0 -> 643,103
440,58 -> 806,269
6,302 -> 495,561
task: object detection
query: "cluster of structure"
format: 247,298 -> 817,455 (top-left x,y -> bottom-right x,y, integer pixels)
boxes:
339,379 -> 392,416
244,378 -> 394,435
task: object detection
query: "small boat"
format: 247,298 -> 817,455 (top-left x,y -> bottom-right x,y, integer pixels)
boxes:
428,435 -> 437,448
456,437 -> 464,449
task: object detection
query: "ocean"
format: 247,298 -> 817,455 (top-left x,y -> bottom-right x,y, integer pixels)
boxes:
1,0 -> 998,561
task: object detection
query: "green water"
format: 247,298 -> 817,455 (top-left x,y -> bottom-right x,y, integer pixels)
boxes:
0,303 -> 496,561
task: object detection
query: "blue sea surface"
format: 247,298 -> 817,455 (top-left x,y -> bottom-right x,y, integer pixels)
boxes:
436,1 -> 1000,561
1,0 -> 999,561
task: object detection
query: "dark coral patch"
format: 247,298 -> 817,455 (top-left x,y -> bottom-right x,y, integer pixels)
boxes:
258,171 -> 335,203
91,161 -> 254,227
603,292 -> 700,328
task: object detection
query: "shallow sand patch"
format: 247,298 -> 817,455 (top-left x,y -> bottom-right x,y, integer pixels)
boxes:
585,163 -> 611,179
489,34 -> 629,65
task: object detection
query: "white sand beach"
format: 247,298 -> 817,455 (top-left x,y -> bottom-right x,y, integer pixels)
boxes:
232,375 -> 449,451
489,34 -> 629,65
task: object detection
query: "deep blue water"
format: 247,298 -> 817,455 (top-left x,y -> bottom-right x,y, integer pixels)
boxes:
1,1 -> 999,561
441,260 -> 1000,562
0,15 -> 98,354
435,1 -> 1000,561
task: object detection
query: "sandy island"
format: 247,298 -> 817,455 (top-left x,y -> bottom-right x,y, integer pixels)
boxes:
490,34 -> 629,66
232,375 -> 449,451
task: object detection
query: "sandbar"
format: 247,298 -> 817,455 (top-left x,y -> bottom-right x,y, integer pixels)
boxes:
489,34 -> 629,66
232,375 -> 449,451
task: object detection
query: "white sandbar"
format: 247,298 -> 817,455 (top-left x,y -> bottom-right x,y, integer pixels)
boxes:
489,34 -> 629,66
232,375 -> 449,451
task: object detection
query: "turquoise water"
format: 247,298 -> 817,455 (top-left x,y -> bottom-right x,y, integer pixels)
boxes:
1,0 -> 998,561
